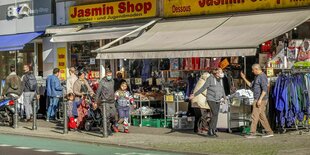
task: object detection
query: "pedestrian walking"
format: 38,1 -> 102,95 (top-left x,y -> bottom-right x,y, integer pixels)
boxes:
96,70 -> 119,133
67,67 -> 78,94
73,71 -> 94,129
190,68 -> 226,137
241,64 -> 274,138
2,65 -> 22,97
21,65 -> 37,122
46,68 -> 63,121
115,82 -> 136,133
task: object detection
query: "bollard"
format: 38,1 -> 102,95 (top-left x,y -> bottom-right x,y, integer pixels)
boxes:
63,100 -> 68,134
13,99 -> 18,129
102,100 -> 108,138
32,98 -> 37,130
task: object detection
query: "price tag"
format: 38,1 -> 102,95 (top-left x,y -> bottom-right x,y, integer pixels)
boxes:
148,78 -> 153,86
266,68 -> 274,77
165,95 -> 174,102
135,78 -> 142,85
156,78 -> 164,86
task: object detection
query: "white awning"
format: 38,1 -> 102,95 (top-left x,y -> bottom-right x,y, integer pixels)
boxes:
50,23 -> 147,43
96,9 -> 310,59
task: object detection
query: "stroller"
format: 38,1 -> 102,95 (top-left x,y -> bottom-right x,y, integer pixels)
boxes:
84,102 -> 103,131
83,94 -> 104,131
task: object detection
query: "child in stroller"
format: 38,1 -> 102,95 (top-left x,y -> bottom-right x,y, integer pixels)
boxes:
84,94 -> 102,131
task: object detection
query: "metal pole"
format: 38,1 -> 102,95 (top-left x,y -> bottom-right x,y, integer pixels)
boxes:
63,100 -> 68,134
32,97 -> 37,130
102,100 -> 108,138
13,99 -> 18,129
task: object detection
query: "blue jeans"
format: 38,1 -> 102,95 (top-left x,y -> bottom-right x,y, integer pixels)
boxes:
47,97 -> 59,119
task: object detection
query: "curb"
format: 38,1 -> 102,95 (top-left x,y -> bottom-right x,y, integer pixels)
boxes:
0,128 -> 206,155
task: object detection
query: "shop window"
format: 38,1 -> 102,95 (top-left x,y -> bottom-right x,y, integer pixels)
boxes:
0,43 -> 34,80
70,41 -> 100,76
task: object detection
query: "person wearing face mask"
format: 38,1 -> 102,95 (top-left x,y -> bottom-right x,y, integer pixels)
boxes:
96,70 -> 119,133
190,68 -> 226,137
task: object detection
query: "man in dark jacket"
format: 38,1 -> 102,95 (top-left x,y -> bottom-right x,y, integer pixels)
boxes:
22,65 -> 37,122
96,70 -> 119,133
2,65 -> 22,97
46,68 -> 63,121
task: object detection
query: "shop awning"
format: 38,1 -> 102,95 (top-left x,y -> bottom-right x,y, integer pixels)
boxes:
50,23 -> 151,43
96,9 -> 310,59
0,32 -> 43,52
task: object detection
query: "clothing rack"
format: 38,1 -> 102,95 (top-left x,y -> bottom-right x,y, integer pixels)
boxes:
272,70 -> 310,134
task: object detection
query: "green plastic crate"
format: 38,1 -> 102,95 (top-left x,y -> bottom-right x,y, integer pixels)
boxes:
160,119 -> 172,128
132,118 -> 152,127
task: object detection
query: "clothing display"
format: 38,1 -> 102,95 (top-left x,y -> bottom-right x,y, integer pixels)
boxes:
273,73 -> 310,128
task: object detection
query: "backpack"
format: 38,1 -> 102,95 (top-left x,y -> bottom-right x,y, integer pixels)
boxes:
25,74 -> 37,91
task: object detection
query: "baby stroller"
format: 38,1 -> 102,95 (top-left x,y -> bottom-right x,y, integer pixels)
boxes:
84,102 -> 103,131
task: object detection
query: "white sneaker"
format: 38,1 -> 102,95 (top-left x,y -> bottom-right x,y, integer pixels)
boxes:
262,134 -> 274,138
245,135 -> 257,139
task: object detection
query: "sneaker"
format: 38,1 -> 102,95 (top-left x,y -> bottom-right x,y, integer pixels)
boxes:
46,119 -> 49,122
112,126 -> 119,133
124,129 -> 129,133
262,134 -> 274,138
245,135 -> 257,139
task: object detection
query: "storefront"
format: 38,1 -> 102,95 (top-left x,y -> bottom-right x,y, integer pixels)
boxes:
93,0 -> 310,130
0,0 -> 53,87
46,0 -> 158,81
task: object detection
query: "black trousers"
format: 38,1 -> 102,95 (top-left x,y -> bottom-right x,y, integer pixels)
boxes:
208,100 -> 220,130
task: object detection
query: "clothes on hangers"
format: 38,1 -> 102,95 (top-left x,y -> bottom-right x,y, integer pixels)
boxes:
273,73 -> 310,128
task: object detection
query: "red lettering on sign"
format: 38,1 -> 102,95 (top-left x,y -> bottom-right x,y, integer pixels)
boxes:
70,4 -> 114,18
198,0 -> 245,7
59,62 -> 65,66
58,54 -> 65,59
118,1 -> 153,14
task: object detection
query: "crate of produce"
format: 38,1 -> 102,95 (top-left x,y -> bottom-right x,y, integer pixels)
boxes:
172,116 -> 195,130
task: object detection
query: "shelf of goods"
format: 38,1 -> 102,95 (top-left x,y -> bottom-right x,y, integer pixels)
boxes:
131,92 -> 169,128
217,97 -> 252,133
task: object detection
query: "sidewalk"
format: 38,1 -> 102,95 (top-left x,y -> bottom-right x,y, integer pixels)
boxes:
1,119 -> 310,155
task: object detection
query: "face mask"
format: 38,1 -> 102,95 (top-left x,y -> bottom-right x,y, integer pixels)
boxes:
219,73 -> 225,78
106,76 -> 112,81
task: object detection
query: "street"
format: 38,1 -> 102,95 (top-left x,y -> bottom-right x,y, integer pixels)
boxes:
0,134 -> 182,155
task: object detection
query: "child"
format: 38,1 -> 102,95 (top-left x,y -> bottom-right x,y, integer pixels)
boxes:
67,93 -> 80,131
115,82 -> 135,133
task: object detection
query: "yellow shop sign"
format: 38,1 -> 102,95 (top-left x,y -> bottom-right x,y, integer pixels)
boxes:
164,0 -> 310,17
69,0 -> 157,24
